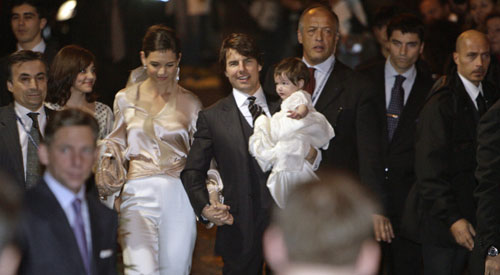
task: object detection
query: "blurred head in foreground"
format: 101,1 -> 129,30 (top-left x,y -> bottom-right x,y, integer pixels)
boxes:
0,174 -> 23,275
264,172 -> 381,275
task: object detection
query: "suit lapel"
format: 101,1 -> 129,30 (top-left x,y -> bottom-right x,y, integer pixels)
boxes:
0,105 -> 24,184
314,61 -> 349,112
219,95 -> 249,159
454,74 -> 479,122
373,64 -> 390,150
88,195 -> 104,275
37,181 -> 87,273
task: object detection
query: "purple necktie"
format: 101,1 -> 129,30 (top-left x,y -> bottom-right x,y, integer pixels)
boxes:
72,198 -> 90,274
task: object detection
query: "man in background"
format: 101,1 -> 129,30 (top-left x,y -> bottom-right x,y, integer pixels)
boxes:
0,0 -> 58,106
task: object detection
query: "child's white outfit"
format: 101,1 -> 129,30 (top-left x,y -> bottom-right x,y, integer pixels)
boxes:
249,90 -> 335,208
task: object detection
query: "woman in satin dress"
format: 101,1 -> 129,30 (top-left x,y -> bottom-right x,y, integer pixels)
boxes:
99,25 -> 203,275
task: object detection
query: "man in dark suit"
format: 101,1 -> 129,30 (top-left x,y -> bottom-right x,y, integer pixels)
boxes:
0,50 -> 50,189
358,14 -> 434,275
0,0 -> 58,106
182,33 -> 316,274
415,30 -> 497,275
264,4 -> 385,244
17,109 -> 118,275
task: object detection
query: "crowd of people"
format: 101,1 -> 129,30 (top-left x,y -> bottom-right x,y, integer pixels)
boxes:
2,0 -> 500,275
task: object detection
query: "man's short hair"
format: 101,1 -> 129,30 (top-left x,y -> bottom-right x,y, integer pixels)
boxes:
6,50 -> 47,82
218,33 -> 263,71
298,4 -> 340,33
43,109 -> 99,146
10,0 -> 47,19
386,13 -> 425,42
272,171 -> 379,266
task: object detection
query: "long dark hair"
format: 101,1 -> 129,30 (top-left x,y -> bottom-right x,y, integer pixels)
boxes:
47,45 -> 97,106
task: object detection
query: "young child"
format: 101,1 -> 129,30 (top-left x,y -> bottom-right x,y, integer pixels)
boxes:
249,57 -> 335,208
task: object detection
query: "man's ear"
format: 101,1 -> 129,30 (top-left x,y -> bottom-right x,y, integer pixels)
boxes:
37,144 -> 49,166
39,18 -> 47,31
354,240 -> 381,275
263,225 -> 289,273
7,81 -> 13,93
453,51 -> 459,65
297,28 -> 303,45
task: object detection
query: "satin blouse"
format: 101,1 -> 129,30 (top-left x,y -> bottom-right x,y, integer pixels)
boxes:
104,82 -> 202,180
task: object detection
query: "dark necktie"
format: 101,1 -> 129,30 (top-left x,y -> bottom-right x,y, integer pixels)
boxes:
305,67 -> 316,95
387,75 -> 406,141
476,93 -> 487,117
248,96 -> 263,124
26,112 -> 41,188
72,198 -> 90,274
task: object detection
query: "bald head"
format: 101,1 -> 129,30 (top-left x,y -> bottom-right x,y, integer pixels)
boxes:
455,30 -> 489,52
454,30 -> 490,85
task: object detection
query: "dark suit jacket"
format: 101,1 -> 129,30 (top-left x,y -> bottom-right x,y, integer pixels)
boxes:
265,60 -> 384,205
359,61 -> 434,237
471,98 -> 500,274
18,180 -> 118,275
181,92 -> 279,259
415,72 -> 499,247
0,105 -> 54,188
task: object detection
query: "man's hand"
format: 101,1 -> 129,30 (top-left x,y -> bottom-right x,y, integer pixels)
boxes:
372,214 -> 395,243
485,256 -> 500,275
202,202 -> 234,226
450,218 -> 476,251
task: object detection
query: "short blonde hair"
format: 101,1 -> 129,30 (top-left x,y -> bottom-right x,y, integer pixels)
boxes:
273,171 -> 379,266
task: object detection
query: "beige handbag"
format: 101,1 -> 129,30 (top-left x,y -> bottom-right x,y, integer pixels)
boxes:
95,141 -> 127,197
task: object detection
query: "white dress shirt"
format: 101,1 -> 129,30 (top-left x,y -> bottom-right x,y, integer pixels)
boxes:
384,57 -> 417,108
458,73 -> 484,110
302,55 -> 336,106
232,86 -> 271,127
17,39 -> 46,53
44,171 -> 92,254
14,102 -> 47,179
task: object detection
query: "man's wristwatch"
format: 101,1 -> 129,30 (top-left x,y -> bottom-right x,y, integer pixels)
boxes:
488,246 -> 499,257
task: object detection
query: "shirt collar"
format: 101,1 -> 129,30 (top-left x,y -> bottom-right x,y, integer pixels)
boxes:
458,72 -> 483,98
232,85 -> 266,108
302,55 -> 336,73
44,171 -> 86,210
17,39 -> 46,53
14,102 -> 46,118
385,56 -> 417,80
